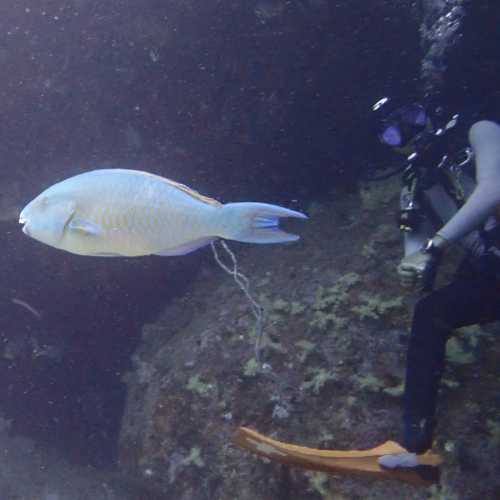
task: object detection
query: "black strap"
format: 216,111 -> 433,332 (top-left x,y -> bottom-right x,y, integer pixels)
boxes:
482,224 -> 500,251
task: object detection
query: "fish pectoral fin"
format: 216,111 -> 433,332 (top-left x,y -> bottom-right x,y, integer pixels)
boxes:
154,237 -> 214,256
50,201 -> 76,239
68,218 -> 102,236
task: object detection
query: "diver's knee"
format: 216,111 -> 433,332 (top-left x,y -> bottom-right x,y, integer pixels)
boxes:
413,294 -> 437,319
412,294 -> 453,334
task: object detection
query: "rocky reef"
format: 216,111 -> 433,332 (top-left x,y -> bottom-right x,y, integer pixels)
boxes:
0,1 -> 498,498
119,180 -> 500,499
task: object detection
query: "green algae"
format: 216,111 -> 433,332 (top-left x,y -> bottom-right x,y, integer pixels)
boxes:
186,374 -> 215,397
301,368 -> 337,394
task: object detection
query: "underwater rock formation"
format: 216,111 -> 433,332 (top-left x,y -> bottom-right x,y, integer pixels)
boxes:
119,181 -> 500,499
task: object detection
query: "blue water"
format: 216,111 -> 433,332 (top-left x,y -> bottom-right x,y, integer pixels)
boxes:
0,0 -> 498,485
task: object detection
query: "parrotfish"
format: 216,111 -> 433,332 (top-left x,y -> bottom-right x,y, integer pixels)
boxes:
19,169 -> 307,257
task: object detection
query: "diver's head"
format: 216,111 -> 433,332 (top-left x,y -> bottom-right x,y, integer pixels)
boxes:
373,98 -> 432,154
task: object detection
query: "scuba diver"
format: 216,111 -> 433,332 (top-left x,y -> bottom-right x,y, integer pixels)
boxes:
232,0 -> 500,482
372,98 -> 500,468
231,104 -> 500,485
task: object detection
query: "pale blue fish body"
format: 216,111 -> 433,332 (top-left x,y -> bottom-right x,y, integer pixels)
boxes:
19,169 -> 307,257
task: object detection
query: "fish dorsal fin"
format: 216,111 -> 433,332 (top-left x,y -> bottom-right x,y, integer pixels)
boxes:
68,218 -> 102,236
162,178 -> 222,206
86,169 -> 223,207
120,170 -> 222,206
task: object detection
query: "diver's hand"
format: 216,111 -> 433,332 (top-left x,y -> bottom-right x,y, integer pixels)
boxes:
378,452 -> 418,469
397,234 -> 448,290
397,250 -> 436,290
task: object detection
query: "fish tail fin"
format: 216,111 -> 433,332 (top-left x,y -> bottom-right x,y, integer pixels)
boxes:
217,202 -> 307,244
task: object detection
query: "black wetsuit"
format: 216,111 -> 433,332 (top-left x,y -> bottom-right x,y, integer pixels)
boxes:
400,120 -> 500,452
397,0 -> 500,451
403,252 -> 500,452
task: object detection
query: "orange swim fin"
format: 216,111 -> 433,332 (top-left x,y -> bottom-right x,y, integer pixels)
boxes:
232,427 -> 442,486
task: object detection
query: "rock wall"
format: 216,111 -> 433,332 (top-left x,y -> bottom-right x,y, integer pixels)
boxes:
0,0 -> 419,202
119,180 -> 500,499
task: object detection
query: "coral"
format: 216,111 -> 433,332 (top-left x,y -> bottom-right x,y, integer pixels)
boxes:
458,324 -> 494,340
271,404 -> 289,420
445,337 -> 476,365
353,366 -> 404,398
306,471 -> 347,500
243,357 -> 260,377
359,177 -> 399,212
186,375 -> 215,397
247,319 -> 286,355
427,484 -> 459,500
301,368 -> 337,394
289,301 -> 306,316
167,447 -> 205,484
337,272 -> 361,288
313,286 -> 341,311
254,294 -> 283,326
442,378 -> 460,389
361,224 -> 399,260
346,395 -> 357,406
354,373 -> 385,392
132,355 -> 157,385
310,311 -> 348,331
318,430 -> 335,444
361,241 -> 377,258
314,274 -> 360,311
383,382 -> 404,397
257,275 -> 271,288
306,472 -> 332,499
311,273 -> 361,332
295,340 -> 316,363
351,293 -> 403,320
486,418 -> 500,445
183,446 -> 205,468
272,298 -> 289,312
269,297 -> 306,317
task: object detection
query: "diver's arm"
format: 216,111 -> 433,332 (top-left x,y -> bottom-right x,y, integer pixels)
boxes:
394,120 -> 500,288
436,121 -> 500,243
398,183 -> 455,288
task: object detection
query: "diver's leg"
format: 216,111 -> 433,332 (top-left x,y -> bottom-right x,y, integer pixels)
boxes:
402,275 -> 497,452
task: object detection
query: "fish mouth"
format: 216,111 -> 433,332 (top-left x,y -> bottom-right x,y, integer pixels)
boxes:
19,206 -> 27,224
19,214 -> 30,235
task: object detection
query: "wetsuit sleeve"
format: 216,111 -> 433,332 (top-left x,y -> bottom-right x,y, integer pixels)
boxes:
438,121 -> 500,242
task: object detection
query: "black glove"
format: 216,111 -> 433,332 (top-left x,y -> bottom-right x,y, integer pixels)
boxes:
397,235 -> 448,291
